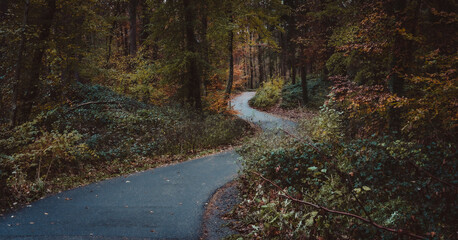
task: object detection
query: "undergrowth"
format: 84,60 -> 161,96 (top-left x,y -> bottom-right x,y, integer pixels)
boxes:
249,77 -> 284,110
280,78 -> 330,110
0,83 -> 250,212
233,101 -> 457,239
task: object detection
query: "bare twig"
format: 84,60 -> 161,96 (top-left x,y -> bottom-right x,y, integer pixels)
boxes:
71,101 -> 120,109
251,171 -> 427,240
65,101 -> 121,112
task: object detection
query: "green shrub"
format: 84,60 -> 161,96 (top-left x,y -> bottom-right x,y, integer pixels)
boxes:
1,130 -> 94,205
249,77 -> 284,109
299,99 -> 344,143
280,78 -> 331,110
280,83 -> 303,109
237,128 -> 457,239
1,83 -> 250,212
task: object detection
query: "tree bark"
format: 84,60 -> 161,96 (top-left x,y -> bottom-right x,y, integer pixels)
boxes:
301,65 -> 308,104
249,32 -> 254,89
257,37 -> 264,85
225,15 -> 234,95
20,0 -> 57,123
11,0 -> 30,126
122,26 -> 129,56
201,6 -> 209,96
280,31 -> 287,78
291,54 -> 296,84
129,0 -> 138,56
0,0 -> 8,20
183,0 -> 201,109
387,0 -> 408,133
285,0 -> 297,84
139,0 -> 148,45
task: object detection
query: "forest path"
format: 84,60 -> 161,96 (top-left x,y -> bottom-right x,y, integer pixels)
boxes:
0,92 -> 295,240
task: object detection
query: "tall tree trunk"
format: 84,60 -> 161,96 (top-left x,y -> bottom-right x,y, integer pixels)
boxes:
19,0 -> 56,124
225,15 -> 234,95
123,26 -> 129,56
0,0 -> 8,20
201,7 -> 209,96
11,0 -> 30,126
107,22 -> 116,63
183,0 -> 201,109
280,31 -> 287,78
301,65 -> 308,104
257,37 -> 264,85
269,51 -> 274,79
249,33 -> 254,89
387,0 -> 407,133
129,0 -> 138,56
291,54 -> 296,84
139,0 -> 148,45
285,0 -> 297,84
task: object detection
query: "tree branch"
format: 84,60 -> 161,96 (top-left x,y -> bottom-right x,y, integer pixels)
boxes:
67,101 -> 121,111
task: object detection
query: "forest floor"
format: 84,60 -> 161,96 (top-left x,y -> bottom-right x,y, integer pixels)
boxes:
262,101 -> 317,122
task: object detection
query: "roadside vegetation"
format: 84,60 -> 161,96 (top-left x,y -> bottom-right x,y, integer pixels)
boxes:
0,0 -> 456,239
0,83 -> 250,213
233,103 -> 456,239
231,0 -> 458,239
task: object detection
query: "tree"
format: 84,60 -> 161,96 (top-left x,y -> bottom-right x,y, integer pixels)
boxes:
12,0 -> 57,125
128,0 -> 138,56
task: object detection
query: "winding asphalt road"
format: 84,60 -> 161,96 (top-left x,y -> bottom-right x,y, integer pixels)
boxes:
0,92 -> 296,240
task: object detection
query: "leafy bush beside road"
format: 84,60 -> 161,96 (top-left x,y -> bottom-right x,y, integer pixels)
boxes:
234,106 -> 457,239
0,83 -> 250,212
249,77 -> 284,110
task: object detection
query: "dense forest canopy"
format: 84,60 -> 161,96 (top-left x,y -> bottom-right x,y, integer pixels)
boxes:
0,0 -> 456,138
0,0 -> 457,238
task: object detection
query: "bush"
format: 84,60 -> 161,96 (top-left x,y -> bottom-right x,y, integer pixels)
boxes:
280,83 -> 303,109
280,78 -> 331,110
0,83 -> 250,212
249,77 -> 284,109
1,130 -> 95,203
299,99 -> 344,143
236,125 -> 457,239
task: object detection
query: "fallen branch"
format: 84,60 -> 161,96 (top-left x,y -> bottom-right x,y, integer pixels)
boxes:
68,101 -> 121,111
251,171 -> 427,240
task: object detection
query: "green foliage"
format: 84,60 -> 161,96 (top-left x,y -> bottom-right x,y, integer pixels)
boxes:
279,82 -> 303,109
0,83 -> 249,212
237,129 -> 457,239
249,77 -> 284,109
2,130 -> 94,202
300,101 -> 344,143
280,78 -> 330,109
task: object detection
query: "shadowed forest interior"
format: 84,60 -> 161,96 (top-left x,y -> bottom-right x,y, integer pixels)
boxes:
0,0 -> 456,239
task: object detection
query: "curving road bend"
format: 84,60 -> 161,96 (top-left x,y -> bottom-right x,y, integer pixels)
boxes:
232,92 -> 296,132
0,92 -> 296,240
